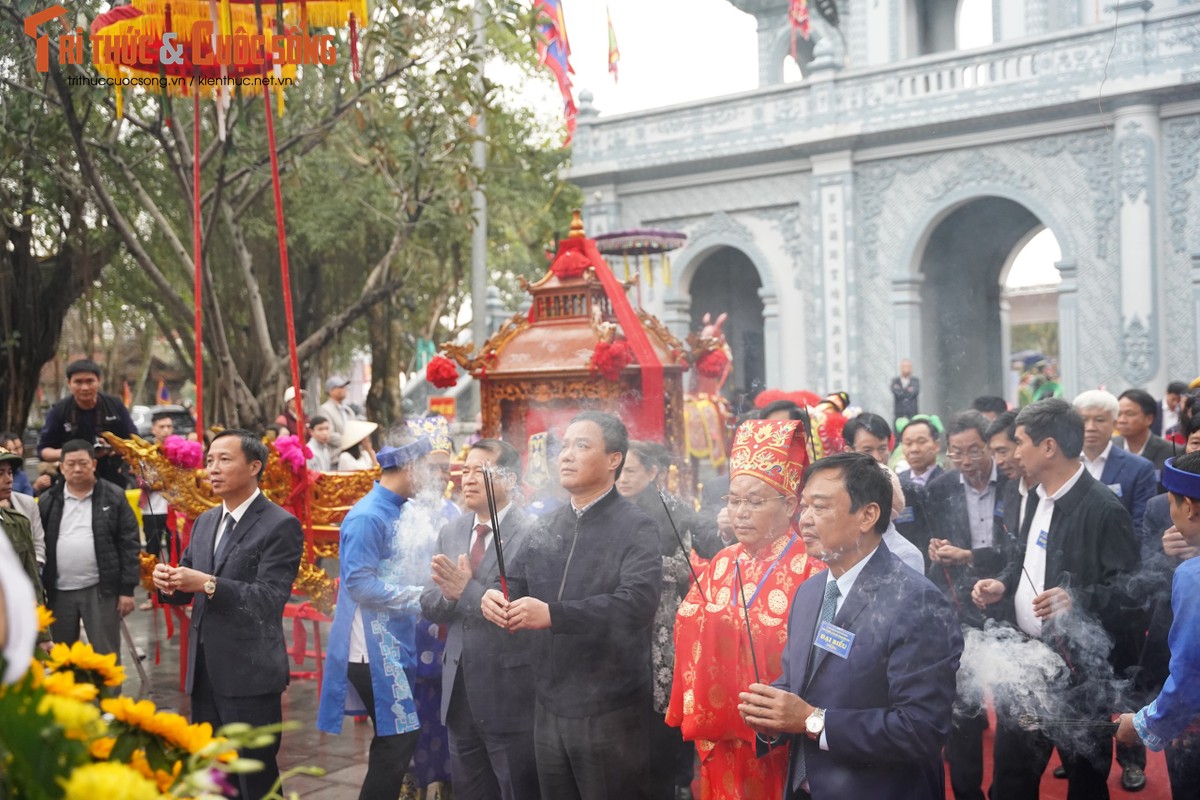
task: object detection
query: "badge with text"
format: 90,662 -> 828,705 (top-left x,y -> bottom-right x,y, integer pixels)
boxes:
994,499 -> 1005,518
813,621 -> 855,659
1036,529 -> 1048,549
896,506 -> 915,524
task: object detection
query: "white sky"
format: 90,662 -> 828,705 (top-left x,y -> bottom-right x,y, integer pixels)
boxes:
517,0 -> 1058,286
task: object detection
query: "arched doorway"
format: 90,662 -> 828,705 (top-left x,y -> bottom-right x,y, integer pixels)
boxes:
917,197 -> 1059,415
688,247 -> 766,400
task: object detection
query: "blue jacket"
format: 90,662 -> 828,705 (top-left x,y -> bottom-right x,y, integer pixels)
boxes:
1099,445 -> 1157,529
770,543 -> 963,799
1134,555 -> 1200,750
318,483 -> 429,736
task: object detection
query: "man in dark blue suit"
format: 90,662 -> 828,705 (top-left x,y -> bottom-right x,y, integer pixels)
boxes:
154,430 -> 304,800
421,439 -> 540,800
739,452 -> 963,800
1074,390 -> 1156,529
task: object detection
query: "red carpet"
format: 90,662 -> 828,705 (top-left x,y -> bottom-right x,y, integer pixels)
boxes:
951,708 -> 1172,800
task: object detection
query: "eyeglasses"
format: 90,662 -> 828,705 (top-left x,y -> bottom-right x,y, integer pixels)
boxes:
947,447 -> 987,462
722,494 -> 786,511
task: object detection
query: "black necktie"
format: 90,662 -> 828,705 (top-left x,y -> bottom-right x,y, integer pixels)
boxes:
213,513 -> 235,565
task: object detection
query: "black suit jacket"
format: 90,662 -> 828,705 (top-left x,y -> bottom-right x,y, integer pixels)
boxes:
40,478 -> 141,602
162,492 -> 304,697
421,507 -> 537,733
924,469 -> 1012,627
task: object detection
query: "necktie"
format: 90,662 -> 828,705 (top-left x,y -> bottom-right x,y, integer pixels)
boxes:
470,524 -> 491,572
213,513 -> 235,565
795,579 -> 842,789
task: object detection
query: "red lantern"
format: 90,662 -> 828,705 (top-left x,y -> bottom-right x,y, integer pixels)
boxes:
426,355 -> 460,389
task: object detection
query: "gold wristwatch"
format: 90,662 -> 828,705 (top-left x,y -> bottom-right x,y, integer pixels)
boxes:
805,708 -> 826,739
203,575 -> 217,598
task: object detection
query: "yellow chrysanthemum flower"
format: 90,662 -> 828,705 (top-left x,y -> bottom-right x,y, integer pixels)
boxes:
90,736 -> 117,760
46,642 -> 126,687
38,694 -> 104,741
37,605 -> 56,632
60,762 -> 162,800
102,697 -> 222,756
130,748 -> 183,792
42,670 -> 99,703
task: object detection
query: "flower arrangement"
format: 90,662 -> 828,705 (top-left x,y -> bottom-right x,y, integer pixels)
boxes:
590,339 -> 635,382
161,435 -> 204,470
0,607 -> 320,799
425,355 -> 459,389
695,348 -> 730,380
272,434 -> 312,475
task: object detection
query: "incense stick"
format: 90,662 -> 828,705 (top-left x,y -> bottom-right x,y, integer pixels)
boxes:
733,560 -> 761,684
482,467 -> 509,600
657,489 -> 709,604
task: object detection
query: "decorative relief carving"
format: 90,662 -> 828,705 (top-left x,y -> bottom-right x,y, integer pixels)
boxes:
1117,123 -> 1150,204
1122,315 -> 1155,386
1165,116 -> 1200,254
1018,132 -> 1115,259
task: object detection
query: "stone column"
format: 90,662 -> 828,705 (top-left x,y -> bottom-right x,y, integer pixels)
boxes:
1114,103 -> 1164,390
662,295 -> 692,343
813,151 -> 854,395
1057,260 -> 1079,400
891,275 -> 924,374
760,288 -> 782,389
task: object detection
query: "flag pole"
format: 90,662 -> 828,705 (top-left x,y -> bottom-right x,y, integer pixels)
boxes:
470,0 -> 489,354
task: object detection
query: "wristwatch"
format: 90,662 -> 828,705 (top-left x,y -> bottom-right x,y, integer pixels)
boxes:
805,707 -> 826,739
203,575 -> 217,598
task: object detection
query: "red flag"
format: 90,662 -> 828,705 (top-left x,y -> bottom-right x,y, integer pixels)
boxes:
607,5 -> 620,83
534,0 -> 577,144
789,0 -> 810,62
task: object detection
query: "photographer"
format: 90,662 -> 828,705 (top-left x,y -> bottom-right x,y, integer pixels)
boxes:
37,359 -> 136,488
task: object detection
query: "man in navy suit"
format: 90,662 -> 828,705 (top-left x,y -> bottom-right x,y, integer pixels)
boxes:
154,430 -> 304,800
739,452 -> 963,800
1074,390 -> 1156,529
421,439 -> 540,800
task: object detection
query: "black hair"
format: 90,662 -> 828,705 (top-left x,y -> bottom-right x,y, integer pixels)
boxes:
1118,388 -> 1157,421
900,417 -> 940,442
470,438 -> 522,480
971,395 -> 1009,416
760,400 -> 804,421
1014,398 -> 1084,459
843,412 -> 892,447
947,410 -> 989,443
151,411 -> 174,424
65,359 -> 102,380
627,440 -> 671,475
0,431 -> 19,446
985,410 -> 1018,443
61,439 -> 96,460
569,410 -> 629,481
1167,381 -> 1189,396
307,415 -> 330,428
210,428 -> 269,480
804,452 -> 892,535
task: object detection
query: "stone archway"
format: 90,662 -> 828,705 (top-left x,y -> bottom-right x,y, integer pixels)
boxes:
685,247 -> 766,401
912,196 -> 1055,415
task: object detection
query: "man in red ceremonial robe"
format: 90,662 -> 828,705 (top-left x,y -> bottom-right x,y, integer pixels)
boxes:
667,419 -> 824,799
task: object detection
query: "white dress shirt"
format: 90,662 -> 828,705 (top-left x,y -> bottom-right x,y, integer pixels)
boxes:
1081,441 -> 1113,481
215,489 -> 261,555
1015,465 -> 1085,638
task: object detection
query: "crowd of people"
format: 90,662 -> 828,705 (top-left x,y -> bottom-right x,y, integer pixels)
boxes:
2,354 -> 1200,800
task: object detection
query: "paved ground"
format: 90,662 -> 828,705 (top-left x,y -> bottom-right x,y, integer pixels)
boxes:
118,600 -> 386,799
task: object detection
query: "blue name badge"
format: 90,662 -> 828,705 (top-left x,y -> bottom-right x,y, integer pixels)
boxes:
813,621 -> 855,659
896,506 -> 915,524
994,499 -> 1005,518
1036,529 -> 1048,549
1108,483 -> 1123,498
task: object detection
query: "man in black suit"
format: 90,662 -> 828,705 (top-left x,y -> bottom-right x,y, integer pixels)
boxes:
1117,388 -> 1177,474
153,430 -> 304,800
890,359 -> 920,424
421,439 -> 540,800
973,399 -> 1140,800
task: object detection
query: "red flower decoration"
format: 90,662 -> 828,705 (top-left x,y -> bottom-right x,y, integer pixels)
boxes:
696,349 -> 729,379
426,355 -> 459,389
591,339 -> 635,382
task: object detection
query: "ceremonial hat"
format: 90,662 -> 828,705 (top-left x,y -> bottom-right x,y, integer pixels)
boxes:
0,447 -> 22,469
1163,456 -> 1200,500
406,416 -> 453,455
728,419 -> 811,496
378,437 -> 433,470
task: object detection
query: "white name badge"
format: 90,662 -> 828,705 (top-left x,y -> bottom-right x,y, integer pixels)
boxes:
813,621 -> 855,659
